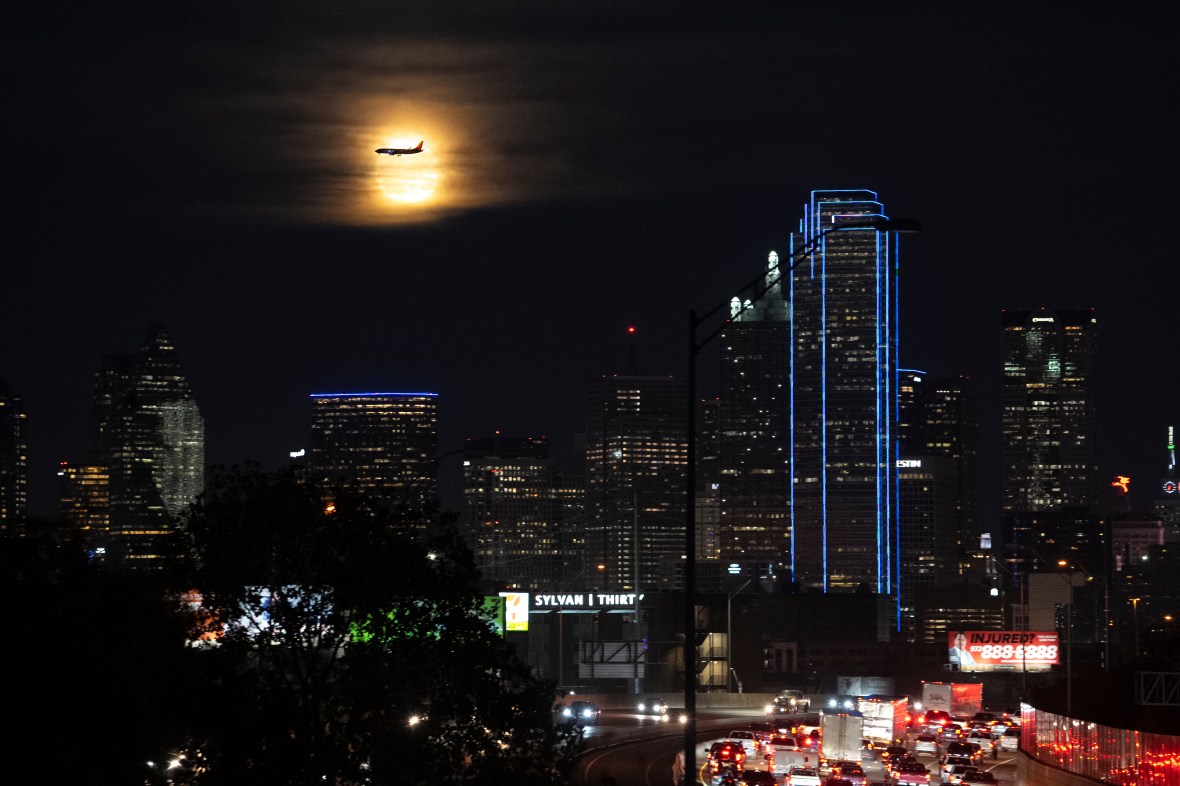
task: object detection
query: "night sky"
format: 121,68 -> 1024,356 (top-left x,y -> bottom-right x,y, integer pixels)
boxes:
6,3 -> 1179,521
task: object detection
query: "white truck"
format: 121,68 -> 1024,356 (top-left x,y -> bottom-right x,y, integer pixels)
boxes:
921,681 -> 983,719
767,689 -> 812,715
857,696 -> 908,746
819,712 -> 863,764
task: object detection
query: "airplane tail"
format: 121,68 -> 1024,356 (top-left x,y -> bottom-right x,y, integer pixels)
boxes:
415,141 -> 423,150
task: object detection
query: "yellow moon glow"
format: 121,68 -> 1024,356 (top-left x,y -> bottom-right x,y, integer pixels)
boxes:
374,138 -> 441,204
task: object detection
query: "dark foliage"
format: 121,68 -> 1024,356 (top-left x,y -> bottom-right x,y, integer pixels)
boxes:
162,464 -> 580,785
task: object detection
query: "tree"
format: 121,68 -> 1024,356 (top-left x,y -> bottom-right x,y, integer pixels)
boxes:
167,464 -> 578,784
2,530 -> 193,784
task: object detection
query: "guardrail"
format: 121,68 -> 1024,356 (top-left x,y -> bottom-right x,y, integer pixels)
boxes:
1020,703 -> 1180,786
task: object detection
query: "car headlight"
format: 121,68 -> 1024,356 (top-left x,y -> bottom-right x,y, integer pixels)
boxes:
638,703 -> 645,711
765,705 -> 775,713
582,709 -> 593,717
562,708 -> 572,717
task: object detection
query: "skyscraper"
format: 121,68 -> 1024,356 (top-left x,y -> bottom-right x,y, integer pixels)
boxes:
309,392 -> 438,511
717,252 -> 791,568
585,374 -> 687,591
90,326 -> 204,567
1001,308 -> 1097,513
462,434 -> 564,591
58,462 -> 110,543
922,374 -> 979,535
789,189 -> 902,595
0,376 -> 28,535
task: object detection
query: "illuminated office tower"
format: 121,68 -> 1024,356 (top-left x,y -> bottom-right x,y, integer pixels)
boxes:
463,434 -> 564,591
585,375 -> 687,591
58,462 -> 110,544
923,374 -> 978,536
92,326 -> 204,567
0,376 -> 28,535
897,454 -> 960,638
717,252 -> 791,567
1001,308 -> 1097,513
789,189 -> 902,594
309,392 -> 438,511
898,371 -> 979,543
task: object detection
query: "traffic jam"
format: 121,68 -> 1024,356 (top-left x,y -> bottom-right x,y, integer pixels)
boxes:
691,689 -> 1019,785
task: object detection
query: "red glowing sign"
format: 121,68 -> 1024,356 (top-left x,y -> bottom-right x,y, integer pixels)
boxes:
1111,475 -> 1131,493
948,631 -> 1060,672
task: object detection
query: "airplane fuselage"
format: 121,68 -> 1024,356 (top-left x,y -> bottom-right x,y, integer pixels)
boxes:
375,141 -> 424,156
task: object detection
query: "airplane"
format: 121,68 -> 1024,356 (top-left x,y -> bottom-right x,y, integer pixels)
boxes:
375,141 -> 424,156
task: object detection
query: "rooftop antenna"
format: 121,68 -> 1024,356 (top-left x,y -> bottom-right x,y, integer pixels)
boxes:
625,325 -> 637,375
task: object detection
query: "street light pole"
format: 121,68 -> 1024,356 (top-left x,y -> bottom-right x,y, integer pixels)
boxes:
727,579 -> 752,693
681,216 -> 919,781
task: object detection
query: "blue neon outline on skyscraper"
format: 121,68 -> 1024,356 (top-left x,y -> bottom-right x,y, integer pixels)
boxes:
788,230 -> 797,582
310,392 -> 439,398
819,230 -> 828,591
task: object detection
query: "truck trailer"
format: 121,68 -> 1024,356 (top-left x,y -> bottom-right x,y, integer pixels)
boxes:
819,711 -> 863,764
857,695 -> 908,746
921,681 -> 983,719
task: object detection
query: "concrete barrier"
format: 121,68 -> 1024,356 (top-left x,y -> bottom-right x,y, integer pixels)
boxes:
1016,749 -> 1106,786
557,692 -> 813,711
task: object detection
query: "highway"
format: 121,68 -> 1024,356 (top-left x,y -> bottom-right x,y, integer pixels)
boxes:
571,708 -> 1023,786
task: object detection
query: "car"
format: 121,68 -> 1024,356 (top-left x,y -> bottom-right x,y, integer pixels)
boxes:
924,710 -> 952,728
999,729 -> 1020,751
830,763 -> 866,785
770,749 -> 815,777
637,697 -> 669,716
945,741 -> 982,763
970,712 -> 997,724
891,761 -> 931,785
960,772 -> 997,785
767,733 -> 800,753
882,744 -> 909,762
966,731 -> 996,754
741,772 -> 778,786
912,734 -> 939,756
726,730 -> 761,759
943,765 -> 980,785
940,755 -> 972,778
559,700 -> 600,725
709,741 -> 748,772
746,720 -> 778,745
939,723 -> 965,743
986,720 -> 1009,738
773,689 -> 812,712
890,753 -> 919,770
787,768 -> 822,786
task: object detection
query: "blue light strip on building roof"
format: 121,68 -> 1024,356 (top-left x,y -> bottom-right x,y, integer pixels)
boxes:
309,392 -> 439,398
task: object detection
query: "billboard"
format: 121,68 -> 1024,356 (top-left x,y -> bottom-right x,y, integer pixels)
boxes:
948,630 -> 1060,672
500,591 -> 529,632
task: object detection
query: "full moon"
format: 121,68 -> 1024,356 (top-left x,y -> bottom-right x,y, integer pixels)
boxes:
374,138 -> 441,204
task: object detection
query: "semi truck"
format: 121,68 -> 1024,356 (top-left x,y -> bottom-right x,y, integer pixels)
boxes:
921,681 -> 983,719
857,695 -> 908,746
819,711 -> 863,764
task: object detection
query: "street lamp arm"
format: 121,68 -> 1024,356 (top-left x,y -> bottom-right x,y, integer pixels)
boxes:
690,218 -> 921,352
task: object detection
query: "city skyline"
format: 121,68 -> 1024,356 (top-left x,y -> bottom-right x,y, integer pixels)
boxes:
6,4 -> 1179,525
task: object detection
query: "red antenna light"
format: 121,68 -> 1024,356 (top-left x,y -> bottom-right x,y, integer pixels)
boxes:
627,326 -> 636,334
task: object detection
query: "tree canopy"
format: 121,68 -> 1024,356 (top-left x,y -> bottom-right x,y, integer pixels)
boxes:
12,464 -> 579,784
